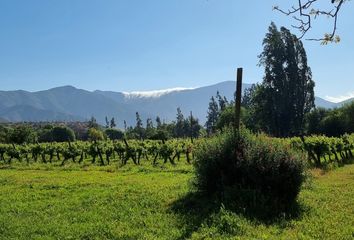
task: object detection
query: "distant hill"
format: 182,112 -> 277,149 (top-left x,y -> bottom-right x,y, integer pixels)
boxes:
96,81 -> 252,123
0,86 -> 137,125
339,97 -> 354,106
0,105 -> 83,122
0,117 -> 8,123
0,82 -> 350,126
315,97 -> 338,109
314,97 -> 354,109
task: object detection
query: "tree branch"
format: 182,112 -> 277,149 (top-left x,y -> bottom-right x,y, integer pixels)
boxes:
274,0 -> 346,44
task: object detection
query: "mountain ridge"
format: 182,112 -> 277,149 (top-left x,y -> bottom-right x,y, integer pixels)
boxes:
0,82 -> 352,126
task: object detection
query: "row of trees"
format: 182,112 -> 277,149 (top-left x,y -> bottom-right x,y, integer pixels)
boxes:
211,86 -> 354,138
306,103 -> 354,137
124,109 -> 203,140
0,125 -> 75,144
0,107 -> 203,144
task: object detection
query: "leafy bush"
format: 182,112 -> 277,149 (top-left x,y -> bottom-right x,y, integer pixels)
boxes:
38,125 -> 54,142
193,128 -> 306,211
0,125 -> 11,143
52,126 -> 76,142
150,129 -> 170,141
9,125 -> 37,144
88,128 -> 104,141
105,128 -> 124,140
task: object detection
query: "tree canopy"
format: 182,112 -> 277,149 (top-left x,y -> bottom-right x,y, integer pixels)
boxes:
250,23 -> 315,137
52,126 -> 76,142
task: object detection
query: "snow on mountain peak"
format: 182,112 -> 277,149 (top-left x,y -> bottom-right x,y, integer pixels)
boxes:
325,91 -> 354,103
122,87 -> 195,98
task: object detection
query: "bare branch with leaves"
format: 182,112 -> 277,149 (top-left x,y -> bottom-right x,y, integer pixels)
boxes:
274,0 -> 348,44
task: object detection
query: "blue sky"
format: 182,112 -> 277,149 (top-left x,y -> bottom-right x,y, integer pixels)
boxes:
0,0 -> 353,101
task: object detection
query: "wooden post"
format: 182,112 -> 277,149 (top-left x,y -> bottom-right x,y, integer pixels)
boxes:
235,68 -> 243,130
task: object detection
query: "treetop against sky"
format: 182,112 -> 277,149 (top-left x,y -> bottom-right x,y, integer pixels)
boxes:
0,0 -> 353,101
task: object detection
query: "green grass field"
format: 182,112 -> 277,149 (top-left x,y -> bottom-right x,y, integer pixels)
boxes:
0,162 -> 353,240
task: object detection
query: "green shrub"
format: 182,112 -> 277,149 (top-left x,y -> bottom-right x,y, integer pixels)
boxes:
9,125 -> 37,144
88,128 -> 104,141
105,128 -> 124,140
193,128 -> 306,211
52,126 -> 76,142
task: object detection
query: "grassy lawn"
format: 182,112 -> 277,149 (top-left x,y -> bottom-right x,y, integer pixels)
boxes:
0,162 -> 353,239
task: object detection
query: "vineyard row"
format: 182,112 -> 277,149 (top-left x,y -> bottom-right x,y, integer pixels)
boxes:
0,134 -> 353,168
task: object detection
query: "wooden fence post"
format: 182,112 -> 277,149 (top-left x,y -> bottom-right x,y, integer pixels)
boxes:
235,68 -> 243,130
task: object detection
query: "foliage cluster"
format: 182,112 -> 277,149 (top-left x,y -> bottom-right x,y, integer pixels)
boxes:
1,124 -> 78,144
245,23 -> 315,137
205,91 -> 230,135
124,109 -> 203,140
30,125 -> 76,143
289,133 -> 354,167
1,132 -> 353,170
0,107 -> 203,145
193,128 -> 307,212
306,102 -> 354,136
0,139 -> 194,167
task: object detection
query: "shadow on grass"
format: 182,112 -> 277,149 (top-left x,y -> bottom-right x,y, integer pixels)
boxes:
170,192 -> 219,240
170,190 -> 308,240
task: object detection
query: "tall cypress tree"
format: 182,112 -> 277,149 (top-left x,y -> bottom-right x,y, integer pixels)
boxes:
255,22 -> 315,137
185,114 -> 201,139
156,116 -> 162,129
145,118 -> 155,139
123,120 -> 127,132
216,91 -> 228,112
105,116 -> 109,129
205,96 -> 219,135
110,117 -> 116,128
175,107 -> 185,138
135,112 -> 144,139
88,116 -> 99,129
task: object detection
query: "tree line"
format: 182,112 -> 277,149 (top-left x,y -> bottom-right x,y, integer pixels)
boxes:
0,107 -> 204,145
206,22 -> 353,138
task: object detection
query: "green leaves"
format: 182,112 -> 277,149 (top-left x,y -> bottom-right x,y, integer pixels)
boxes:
255,23 -> 315,137
290,134 -> 354,167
